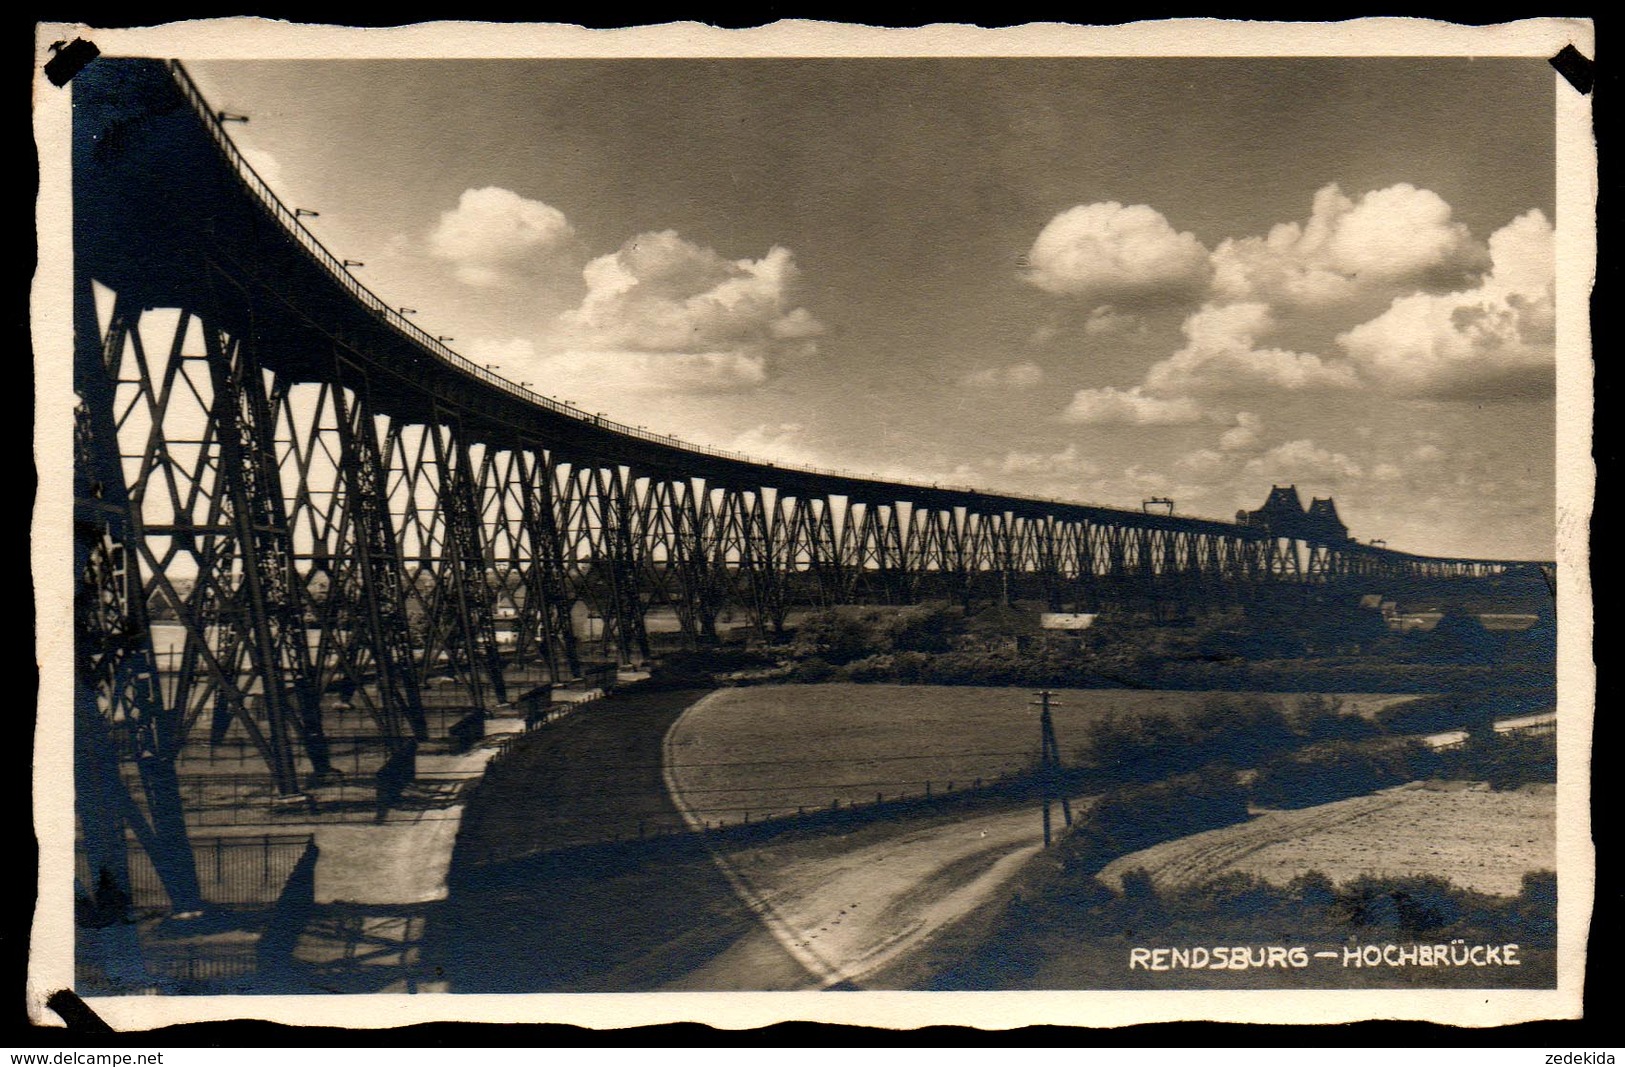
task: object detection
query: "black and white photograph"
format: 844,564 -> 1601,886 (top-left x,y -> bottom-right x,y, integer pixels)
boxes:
30,18 -> 1595,1030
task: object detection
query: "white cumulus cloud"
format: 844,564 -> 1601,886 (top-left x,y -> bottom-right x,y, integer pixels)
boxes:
1061,385 -> 1204,425
1142,303 -> 1360,396
998,443 -> 1101,478
725,422 -> 831,468
1023,202 -> 1211,306
1219,412 -> 1264,451
1243,439 -> 1364,482
1336,209 -> 1555,398
532,349 -> 768,397
561,231 -> 821,359
960,361 -> 1044,389
1176,448 -> 1230,477
457,335 -> 768,401
1083,307 -> 1149,337
429,186 -> 579,287
1211,182 -> 1490,308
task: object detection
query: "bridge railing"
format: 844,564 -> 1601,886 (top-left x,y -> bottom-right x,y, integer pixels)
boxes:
161,63 -> 1201,518
161,62 -> 1543,574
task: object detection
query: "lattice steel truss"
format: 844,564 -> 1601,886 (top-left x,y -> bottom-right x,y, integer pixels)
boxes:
69,58 -> 1545,915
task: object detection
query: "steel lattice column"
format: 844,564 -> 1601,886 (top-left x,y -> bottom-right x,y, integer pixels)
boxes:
329,369 -> 426,746
428,414 -> 508,706
514,448 -> 580,678
202,322 -> 330,790
73,282 -> 203,916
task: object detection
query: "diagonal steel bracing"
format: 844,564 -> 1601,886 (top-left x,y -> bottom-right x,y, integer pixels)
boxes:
71,57 -> 1552,920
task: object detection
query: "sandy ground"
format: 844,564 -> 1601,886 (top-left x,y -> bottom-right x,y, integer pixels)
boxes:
1096,781 -> 1556,896
664,695 -> 1072,988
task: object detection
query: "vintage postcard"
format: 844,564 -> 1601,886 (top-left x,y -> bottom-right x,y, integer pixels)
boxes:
30,17 -> 1596,1031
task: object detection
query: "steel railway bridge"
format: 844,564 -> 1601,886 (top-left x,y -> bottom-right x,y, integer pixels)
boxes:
69,59 -> 1551,913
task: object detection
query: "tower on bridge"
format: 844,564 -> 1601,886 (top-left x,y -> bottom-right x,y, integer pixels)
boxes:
1236,484 -> 1351,544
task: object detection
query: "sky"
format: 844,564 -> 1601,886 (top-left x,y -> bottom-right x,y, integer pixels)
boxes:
184,57 -> 1561,561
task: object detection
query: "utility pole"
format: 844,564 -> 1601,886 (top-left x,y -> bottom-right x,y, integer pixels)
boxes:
1030,690 -> 1073,847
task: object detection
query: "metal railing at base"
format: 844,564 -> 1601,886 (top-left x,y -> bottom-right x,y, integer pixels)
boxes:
76,833 -> 316,912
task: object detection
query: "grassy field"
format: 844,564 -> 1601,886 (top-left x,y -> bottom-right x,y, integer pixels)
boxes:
664,684 -> 1416,825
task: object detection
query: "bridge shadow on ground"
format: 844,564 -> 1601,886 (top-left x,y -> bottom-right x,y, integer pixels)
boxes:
428,686 -> 812,992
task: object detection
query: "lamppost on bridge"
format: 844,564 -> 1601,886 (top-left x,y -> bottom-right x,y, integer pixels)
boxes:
399,307 -> 417,316
217,110 -> 248,123
341,259 -> 364,269
294,207 -> 319,219
438,336 -> 454,344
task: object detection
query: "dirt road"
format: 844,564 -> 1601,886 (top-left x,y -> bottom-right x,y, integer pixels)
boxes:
664,703 -> 1063,989
440,684 -> 1070,991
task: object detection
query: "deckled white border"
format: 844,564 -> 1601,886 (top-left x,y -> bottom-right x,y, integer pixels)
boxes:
30,17 -> 1596,1031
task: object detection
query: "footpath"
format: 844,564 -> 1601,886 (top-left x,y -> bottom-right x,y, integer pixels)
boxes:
110,683 -> 624,995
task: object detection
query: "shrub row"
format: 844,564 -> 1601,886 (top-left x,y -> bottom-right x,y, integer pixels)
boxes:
1249,737 -> 1440,808
1071,694 -> 1379,789
1373,688 -> 1556,735
1246,728 -> 1554,809
1109,866 -> 1557,944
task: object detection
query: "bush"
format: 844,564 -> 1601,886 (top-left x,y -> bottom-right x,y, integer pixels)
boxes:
1439,728 -> 1556,789
1286,869 -> 1338,913
844,654 -> 896,683
1076,695 -> 1338,786
892,651 -> 932,684
1190,695 -> 1296,765
1250,737 -> 1440,808
790,657 -> 838,683
1513,870 -> 1558,946
795,610 -> 878,665
1290,694 -> 1380,743
1334,874 -> 1462,934
1076,711 -> 1199,784
1374,688 -> 1553,735
881,604 -> 963,653
1066,772 -> 1251,873
1420,612 -> 1499,664
639,661 -> 718,691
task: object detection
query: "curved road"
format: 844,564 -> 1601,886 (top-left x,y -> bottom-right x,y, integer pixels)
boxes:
661,695 -> 1052,989
433,685 -> 1053,991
